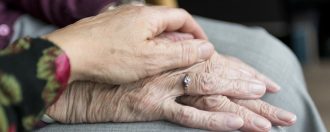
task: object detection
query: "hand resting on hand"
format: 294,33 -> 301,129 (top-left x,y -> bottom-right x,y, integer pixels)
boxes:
46,33 -> 296,132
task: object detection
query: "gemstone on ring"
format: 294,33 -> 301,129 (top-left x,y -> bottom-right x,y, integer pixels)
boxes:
183,74 -> 191,88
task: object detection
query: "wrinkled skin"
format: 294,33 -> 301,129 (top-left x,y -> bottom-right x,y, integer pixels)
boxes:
47,32 -> 296,132
47,53 -> 296,132
47,64 -> 245,132
44,5 -> 216,84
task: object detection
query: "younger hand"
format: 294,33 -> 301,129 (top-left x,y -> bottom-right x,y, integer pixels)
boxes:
44,5 -> 214,84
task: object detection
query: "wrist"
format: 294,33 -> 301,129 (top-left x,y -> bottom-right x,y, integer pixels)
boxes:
42,30 -> 96,82
37,43 -> 71,105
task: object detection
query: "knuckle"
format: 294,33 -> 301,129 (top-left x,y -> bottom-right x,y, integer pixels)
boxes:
202,95 -> 230,111
201,96 -> 218,109
200,85 -> 212,94
259,102 -> 276,117
196,74 -> 214,94
230,81 -> 244,94
235,106 -> 252,120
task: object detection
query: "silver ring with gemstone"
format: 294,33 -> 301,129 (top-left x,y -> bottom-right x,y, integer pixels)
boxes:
183,74 -> 191,94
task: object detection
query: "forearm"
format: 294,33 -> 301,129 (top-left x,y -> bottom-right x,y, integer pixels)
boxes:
0,38 -> 70,131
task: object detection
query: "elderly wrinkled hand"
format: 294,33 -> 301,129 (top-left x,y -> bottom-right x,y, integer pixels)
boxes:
47,50 -> 295,132
46,73 -> 245,131
156,32 -> 297,131
182,54 -> 296,131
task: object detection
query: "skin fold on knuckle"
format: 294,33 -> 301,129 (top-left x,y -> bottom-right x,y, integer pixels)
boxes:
231,99 -> 274,130
195,74 -> 216,95
233,100 -> 275,119
199,95 -> 230,111
223,80 -> 244,96
258,101 -> 277,119
216,99 -> 249,119
234,106 -> 255,127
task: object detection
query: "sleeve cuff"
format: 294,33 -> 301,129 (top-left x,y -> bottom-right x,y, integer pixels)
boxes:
41,114 -> 55,123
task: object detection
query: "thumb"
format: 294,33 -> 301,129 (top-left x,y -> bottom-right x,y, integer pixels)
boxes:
153,39 -> 214,70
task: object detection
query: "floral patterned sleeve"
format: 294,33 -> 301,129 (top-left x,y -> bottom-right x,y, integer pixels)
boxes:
0,37 -> 70,132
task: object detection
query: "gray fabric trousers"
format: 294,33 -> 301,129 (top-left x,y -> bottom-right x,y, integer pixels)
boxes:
11,15 -> 326,132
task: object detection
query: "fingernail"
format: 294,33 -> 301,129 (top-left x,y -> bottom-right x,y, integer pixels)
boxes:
226,115 -> 244,129
272,82 -> 282,91
198,43 -> 214,61
277,111 -> 297,123
250,83 -> 266,95
253,118 -> 271,130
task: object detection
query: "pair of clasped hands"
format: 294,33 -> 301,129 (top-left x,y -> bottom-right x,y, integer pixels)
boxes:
44,5 -> 296,132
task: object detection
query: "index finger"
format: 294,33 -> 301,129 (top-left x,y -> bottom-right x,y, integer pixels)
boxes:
224,56 -> 281,92
231,99 -> 297,126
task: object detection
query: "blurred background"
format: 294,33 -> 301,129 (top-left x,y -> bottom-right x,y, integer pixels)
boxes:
148,0 -> 330,130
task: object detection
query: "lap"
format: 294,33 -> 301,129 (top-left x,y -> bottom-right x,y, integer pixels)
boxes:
36,121 -> 206,132
17,15 -> 324,132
